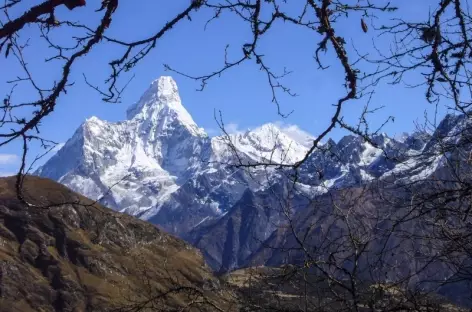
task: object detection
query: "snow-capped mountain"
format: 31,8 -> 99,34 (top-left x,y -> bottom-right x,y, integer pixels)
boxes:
36,76 -> 468,242
38,77 -> 207,216
36,76 -> 312,234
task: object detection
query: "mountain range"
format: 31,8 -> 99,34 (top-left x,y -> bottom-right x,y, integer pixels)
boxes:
36,76 -> 470,276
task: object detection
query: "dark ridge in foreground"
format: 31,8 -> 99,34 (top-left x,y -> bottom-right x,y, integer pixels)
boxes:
0,176 -> 465,311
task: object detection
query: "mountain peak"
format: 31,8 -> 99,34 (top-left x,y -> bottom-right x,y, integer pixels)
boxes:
152,76 -> 179,100
220,122 -> 309,164
126,76 -> 206,137
126,76 -> 180,120
251,123 -> 279,134
249,123 -> 316,148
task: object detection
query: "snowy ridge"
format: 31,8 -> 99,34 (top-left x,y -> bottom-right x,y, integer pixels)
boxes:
36,76 -> 465,236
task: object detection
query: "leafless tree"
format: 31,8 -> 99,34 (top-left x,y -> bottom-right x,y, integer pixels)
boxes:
3,0 -> 472,311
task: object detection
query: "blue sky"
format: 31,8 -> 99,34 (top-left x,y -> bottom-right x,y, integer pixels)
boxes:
0,0 -> 448,175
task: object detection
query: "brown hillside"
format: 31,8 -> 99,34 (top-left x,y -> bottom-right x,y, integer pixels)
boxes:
0,176 -> 235,312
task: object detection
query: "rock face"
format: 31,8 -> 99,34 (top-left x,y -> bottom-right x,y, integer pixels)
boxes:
0,176 -> 233,312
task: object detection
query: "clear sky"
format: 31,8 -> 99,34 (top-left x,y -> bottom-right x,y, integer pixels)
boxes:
0,0 -> 448,175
